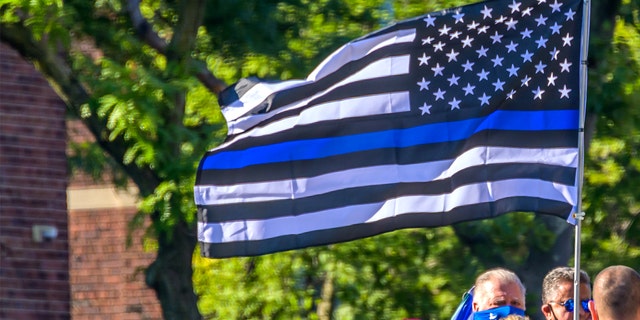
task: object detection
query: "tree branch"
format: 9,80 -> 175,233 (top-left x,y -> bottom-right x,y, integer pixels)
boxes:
126,0 -> 167,53
167,0 -> 206,62
125,0 -> 228,95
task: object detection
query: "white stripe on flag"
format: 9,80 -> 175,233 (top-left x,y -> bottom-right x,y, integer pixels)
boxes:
307,28 -> 416,81
198,178 -> 577,243
222,79 -> 308,122
227,55 -> 412,136
194,146 -> 578,205
225,91 -> 410,142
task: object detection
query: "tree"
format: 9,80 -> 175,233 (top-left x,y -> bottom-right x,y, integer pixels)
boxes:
0,0 -> 395,318
2,0 -> 638,319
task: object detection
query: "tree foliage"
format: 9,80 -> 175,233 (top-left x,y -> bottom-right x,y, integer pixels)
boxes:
1,0 -> 639,319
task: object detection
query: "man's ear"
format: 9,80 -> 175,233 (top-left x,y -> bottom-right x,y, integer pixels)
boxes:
472,301 -> 479,312
588,300 -> 598,320
541,303 -> 551,317
540,304 -> 551,316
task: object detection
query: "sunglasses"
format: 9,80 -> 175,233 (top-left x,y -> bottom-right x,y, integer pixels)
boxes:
550,299 -> 592,313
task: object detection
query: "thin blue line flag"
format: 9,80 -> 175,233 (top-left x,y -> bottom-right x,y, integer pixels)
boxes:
195,0 -> 584,258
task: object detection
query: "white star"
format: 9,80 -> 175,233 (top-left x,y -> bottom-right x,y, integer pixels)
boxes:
521,75 -> 532,87
550,47 -> 560,60
507,89 -> 517,99
507,64 -> 520,77
562,33 -> 574,46
550,0 -> 562,12
418,53 -> 431,66
449,31 -> 462,40
491,54 -> 504,67
547,72 -> 558,86
439,24 -> 451,36
492,78 -> 505,91
550,22 -> 562,34
463,83 -> 476,95
505,18 -> 518,30
509,0 -> 522,13
467,21 -> 479,30
476,46 -> 489,58
423,15 -> 436,27
522,7 -> 533,16
478,25 -> 489,34
490,31 -> 504,44
446,49 -> 459,62
477,69 -> 490,81
521,50 -> 534,62
433,41 -> 445,52
506,41 -> 519,52
453,11 -> 465,23
560,58 -> 572,72
419,103 -> 432,115
559,85 -> 572,98
481,5 -> 493,19
433,88 -> 446,100
478,93 -> 491,106
417,77 -> 431,91
565,9 -> 576,21
536,36 -> 549,48
431,63 -> 445,76
535,14 -> 548,26
533,86 -> 545,99
538,0 -> 547,3
421,36 -> 434,45
461,36 -> 474,48
535,61 -> 547,73
462,60 -> 475,72
521,28 -> 533,39
449,98 -> 462,110
495,15 -> 507,24
447,74 -> 460,86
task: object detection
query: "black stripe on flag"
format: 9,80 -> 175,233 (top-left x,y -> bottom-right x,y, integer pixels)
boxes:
200,197 -> 573,258
197,130 -> 577,185
198,162 -> 576,223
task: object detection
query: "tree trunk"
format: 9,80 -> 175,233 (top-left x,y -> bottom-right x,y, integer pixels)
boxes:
519,216 -> 574,319
317,273 -> 335,320
145,220 -> 201,320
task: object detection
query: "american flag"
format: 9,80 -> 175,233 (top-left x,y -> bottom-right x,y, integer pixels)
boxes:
195,0 -> 583,258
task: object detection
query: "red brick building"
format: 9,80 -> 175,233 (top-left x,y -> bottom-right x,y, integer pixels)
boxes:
1,43 -> 161,319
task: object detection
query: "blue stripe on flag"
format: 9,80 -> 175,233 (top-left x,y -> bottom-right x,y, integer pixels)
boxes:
202,109 -> 578,170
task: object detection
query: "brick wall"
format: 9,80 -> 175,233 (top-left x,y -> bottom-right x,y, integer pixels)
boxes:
68,204 -> 162,320
0,43 -> 70,319
67,121 -> 162,320
0,43 -> 162,319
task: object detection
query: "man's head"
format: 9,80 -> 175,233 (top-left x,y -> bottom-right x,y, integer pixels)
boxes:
472,268 -> 526,312
540,267 -> 591,320
501,316 -> 529,320
588,265 -> 640,320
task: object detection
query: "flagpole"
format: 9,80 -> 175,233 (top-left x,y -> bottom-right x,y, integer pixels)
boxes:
573,0 -> 591,319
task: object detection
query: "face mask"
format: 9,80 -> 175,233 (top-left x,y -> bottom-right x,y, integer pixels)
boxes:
473,305 -> 526,320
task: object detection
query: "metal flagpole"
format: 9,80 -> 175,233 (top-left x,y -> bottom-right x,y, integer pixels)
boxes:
573,0 -> 592,319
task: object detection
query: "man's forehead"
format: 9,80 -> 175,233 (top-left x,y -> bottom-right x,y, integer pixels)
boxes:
489,294 -> 522,302
553,281 -> 591,300
482,280 -> 524,299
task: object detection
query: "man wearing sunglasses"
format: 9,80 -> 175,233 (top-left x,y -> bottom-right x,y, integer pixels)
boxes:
588,265 -> 640,320
541,267 -> 592,320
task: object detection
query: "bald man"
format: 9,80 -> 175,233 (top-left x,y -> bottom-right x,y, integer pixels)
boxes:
588,265 -> 640,320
